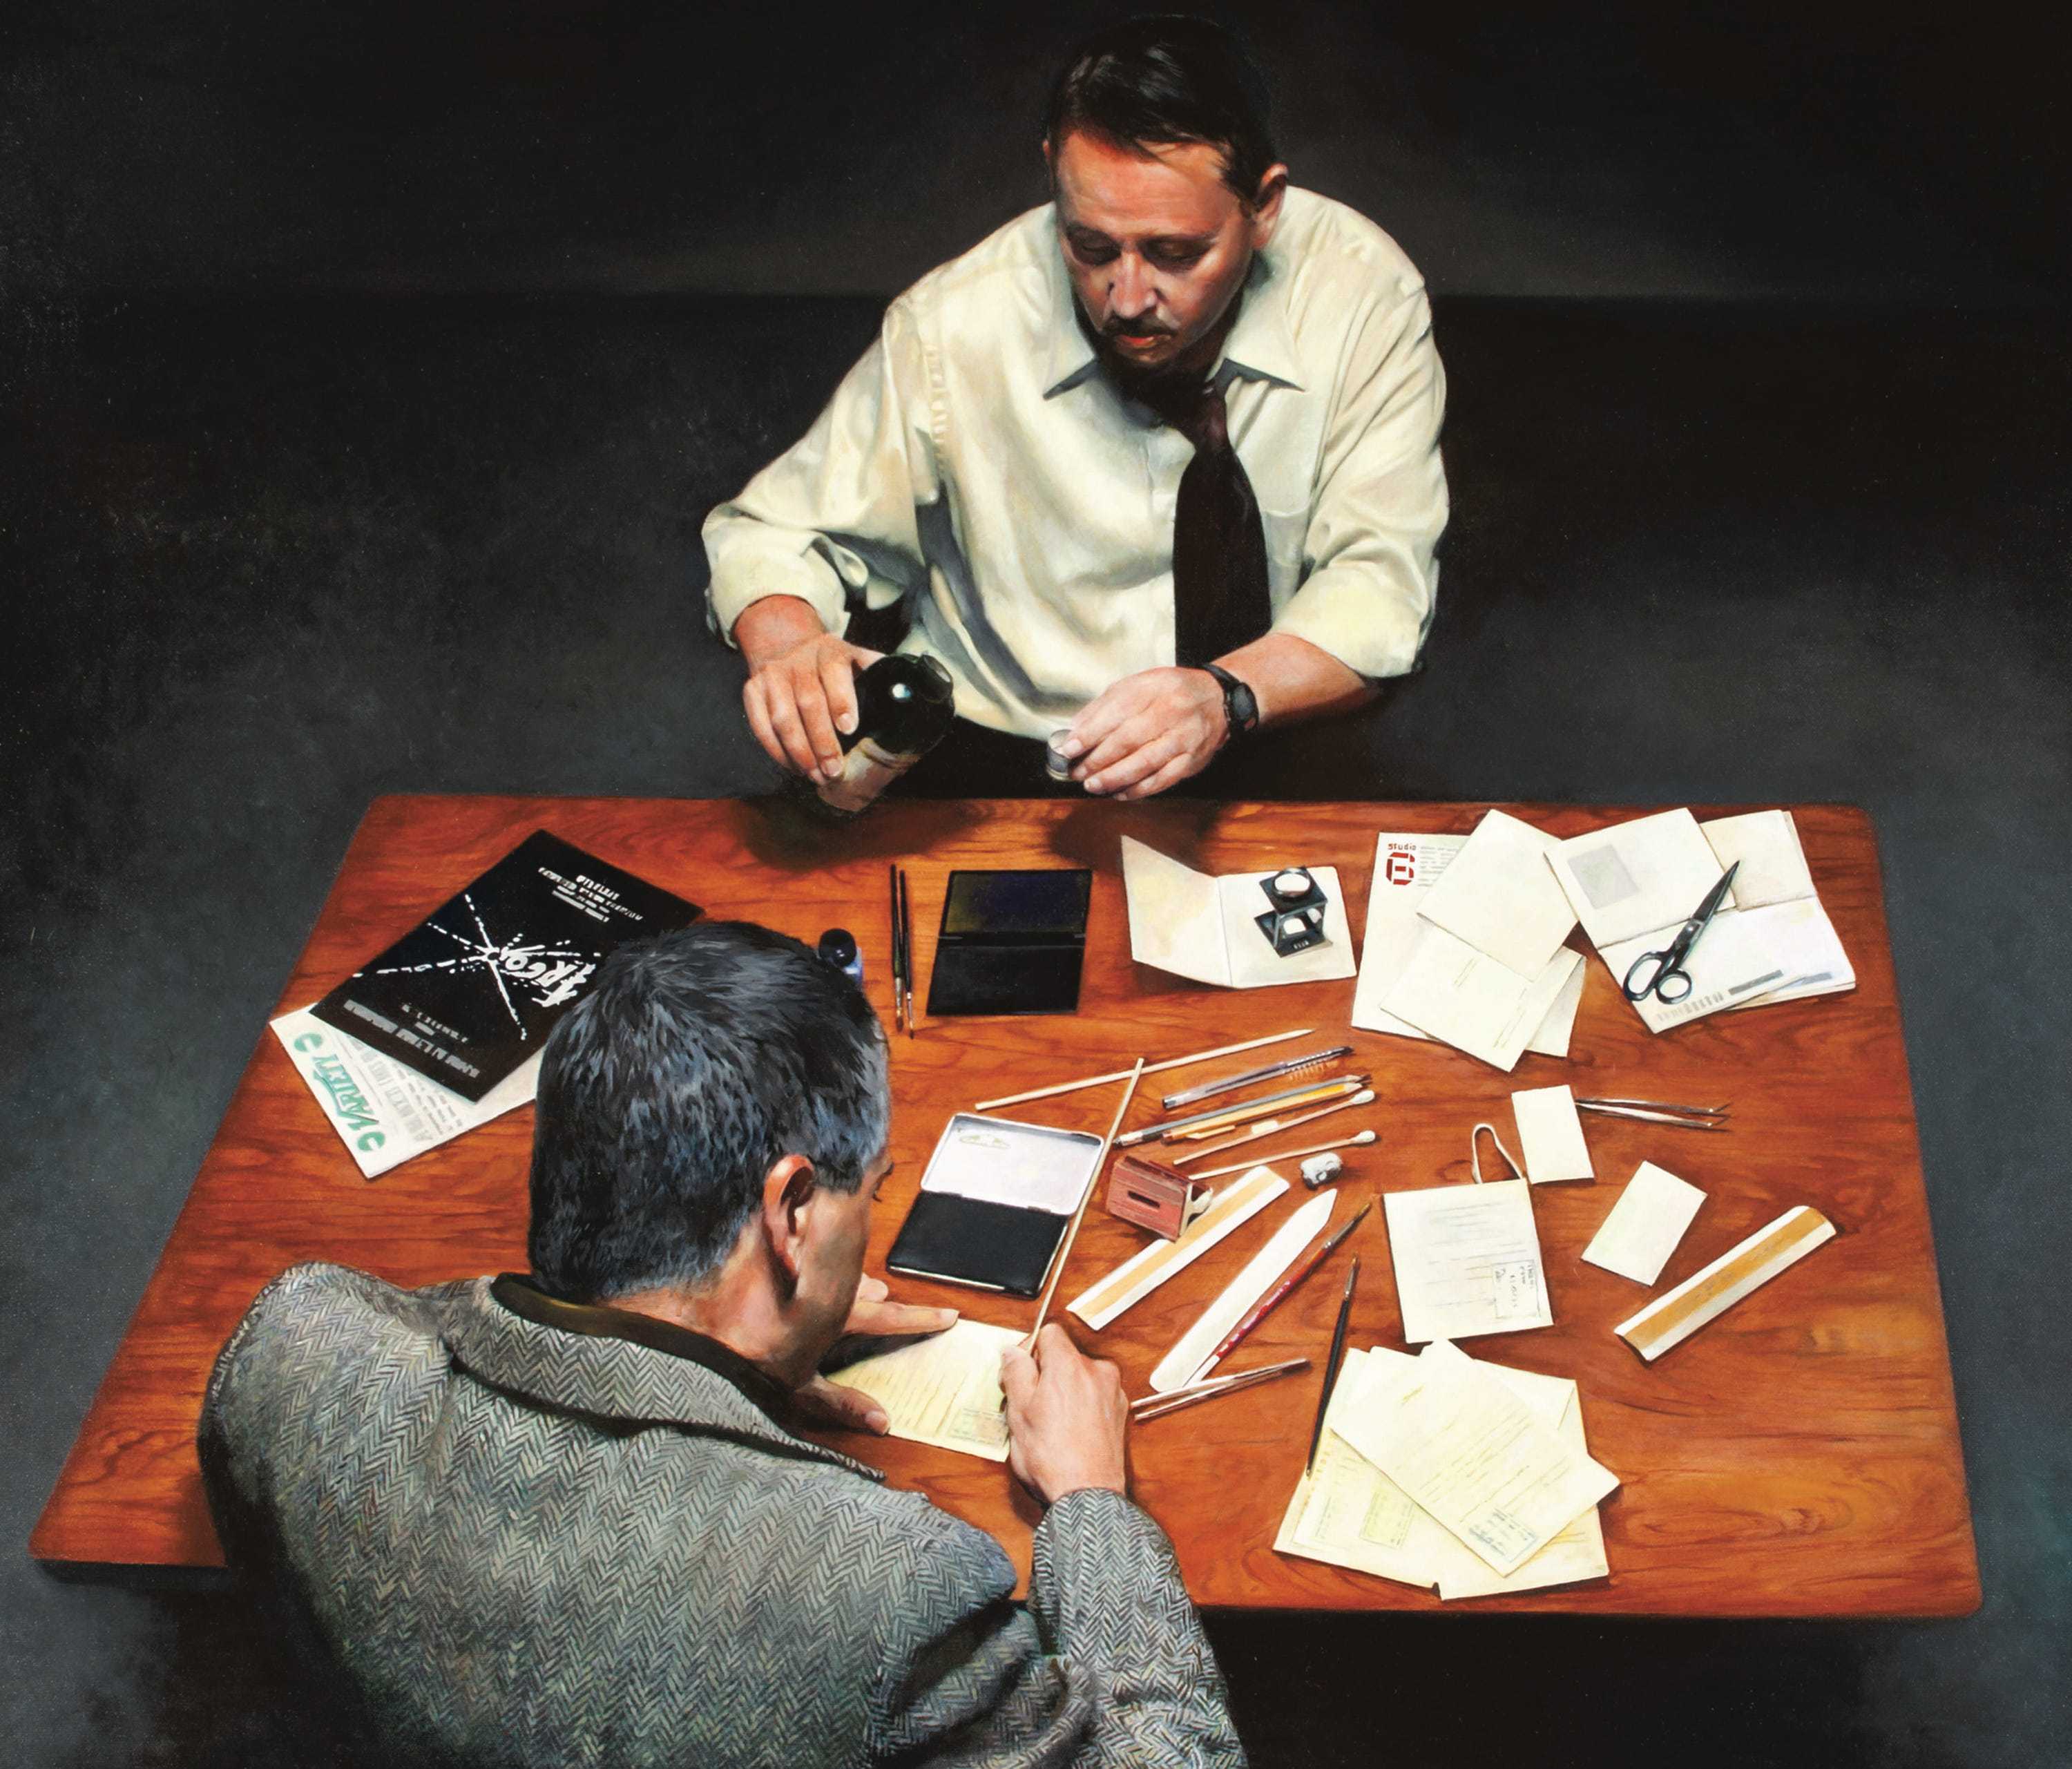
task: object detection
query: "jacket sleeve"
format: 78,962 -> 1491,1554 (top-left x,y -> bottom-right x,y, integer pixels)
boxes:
701,293 -> 941,644
866,1488 -> 1246,1768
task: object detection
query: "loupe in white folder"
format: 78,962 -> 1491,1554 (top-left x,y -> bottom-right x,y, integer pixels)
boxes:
1121,837 -> 1357,989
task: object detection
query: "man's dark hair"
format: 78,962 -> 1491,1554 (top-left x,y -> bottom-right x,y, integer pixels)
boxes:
528,921 -> 888,1302
1044,15 -> 1278,202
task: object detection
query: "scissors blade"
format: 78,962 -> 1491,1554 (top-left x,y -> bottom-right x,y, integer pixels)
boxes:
1690,860 -> 1740,929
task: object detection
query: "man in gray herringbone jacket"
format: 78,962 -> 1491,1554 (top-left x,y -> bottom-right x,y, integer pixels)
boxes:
200,920 -> 1246,1768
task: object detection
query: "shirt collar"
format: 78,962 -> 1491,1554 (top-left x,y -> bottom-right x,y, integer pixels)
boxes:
1040,209 -> 1306,399
490,1272 -> 796,1424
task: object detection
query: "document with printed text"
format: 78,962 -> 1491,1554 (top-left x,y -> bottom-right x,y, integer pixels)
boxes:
827,1319 -> 1021,1462
1383,1178 -> 1553,1342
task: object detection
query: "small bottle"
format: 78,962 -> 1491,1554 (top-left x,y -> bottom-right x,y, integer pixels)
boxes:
816,928 -> 863,986
816,655 -> 957,816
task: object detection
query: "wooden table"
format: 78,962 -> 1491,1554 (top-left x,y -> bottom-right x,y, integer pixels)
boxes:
32,794 -> 1979,1616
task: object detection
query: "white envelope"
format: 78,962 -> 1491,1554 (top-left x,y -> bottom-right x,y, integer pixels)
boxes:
1417,810 -> 1577,979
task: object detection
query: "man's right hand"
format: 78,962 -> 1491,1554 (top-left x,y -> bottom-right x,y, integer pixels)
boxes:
1000,1323 -> 1129,1504
733,595 -> 883,783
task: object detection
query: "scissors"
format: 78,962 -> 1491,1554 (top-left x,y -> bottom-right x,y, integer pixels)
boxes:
1621,861 -> 1740,1004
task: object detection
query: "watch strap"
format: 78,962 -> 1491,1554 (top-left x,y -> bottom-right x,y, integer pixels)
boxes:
1199,663 -> 1259,746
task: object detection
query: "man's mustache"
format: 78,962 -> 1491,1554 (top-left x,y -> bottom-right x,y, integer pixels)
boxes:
1102,320 -> 1176,338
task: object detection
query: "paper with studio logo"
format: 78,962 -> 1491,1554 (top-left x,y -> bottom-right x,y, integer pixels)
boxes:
1415,810 -> 1577,979
827,1319 -> 1021,1462
1330,1339 -> 1618,1576
1120,837 -> 1356,990
1510,1084 -> 1595,1183
1276,1346 -> 1609,1598
1379,925 -> 1583,1073
1382,1178 -> 1553,1341
1582,1162 -> 1707,1284
1353,833 -> 1584,1058
271,1005 -> 540,1179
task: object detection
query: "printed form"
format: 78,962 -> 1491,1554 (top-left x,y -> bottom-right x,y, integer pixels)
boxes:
1382,1178 -> 1553,1341
829,1319 -> 1022,1462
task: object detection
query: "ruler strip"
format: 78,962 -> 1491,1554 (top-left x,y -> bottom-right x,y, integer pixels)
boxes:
1615,1205 -> 1835,1361
1067,1168 -> 1287,1330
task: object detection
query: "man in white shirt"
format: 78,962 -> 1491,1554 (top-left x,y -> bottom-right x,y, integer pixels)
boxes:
704,16 -> 1447,799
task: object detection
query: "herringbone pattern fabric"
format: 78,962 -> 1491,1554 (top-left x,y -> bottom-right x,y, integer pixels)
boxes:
199,1264 -> 1245,1768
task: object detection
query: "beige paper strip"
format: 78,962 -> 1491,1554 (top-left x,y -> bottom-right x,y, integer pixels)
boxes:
1615,1205 -> 1835,1361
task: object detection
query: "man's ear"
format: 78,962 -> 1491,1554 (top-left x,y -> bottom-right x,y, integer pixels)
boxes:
1249,163 -> 1289,248
759,1154 -> 818,1289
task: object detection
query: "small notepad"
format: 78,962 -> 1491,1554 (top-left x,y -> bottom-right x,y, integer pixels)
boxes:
1582,1163 -> 1707,1284
1511,1084 -> 1594,1183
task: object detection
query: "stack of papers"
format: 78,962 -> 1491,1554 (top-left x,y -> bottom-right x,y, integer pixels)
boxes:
1276,1339 -> 1616,1599
1549,809 -> 1854,1032
1352,815 -> 1584,1071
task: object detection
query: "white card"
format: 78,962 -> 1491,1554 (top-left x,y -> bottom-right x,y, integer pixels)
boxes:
1417,810 -> 1577,979
1381,926 -> 1582,1073
1551,808 -> 1727,949
1701,810 -> 1814,909
1382,1178 -> 1552,1341
1582,1162 -> 1707,1284
1510,1084 -> 1594,1183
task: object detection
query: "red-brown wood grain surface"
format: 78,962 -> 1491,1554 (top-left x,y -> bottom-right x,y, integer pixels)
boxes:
30,795 -> 1980,1616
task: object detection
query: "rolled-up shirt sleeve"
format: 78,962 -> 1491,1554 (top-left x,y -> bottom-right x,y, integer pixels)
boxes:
702,294 -> 941,646
1270,283 -> 1448,680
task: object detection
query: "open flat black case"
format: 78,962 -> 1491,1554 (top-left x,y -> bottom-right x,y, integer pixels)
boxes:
923,868 -> 1092,1017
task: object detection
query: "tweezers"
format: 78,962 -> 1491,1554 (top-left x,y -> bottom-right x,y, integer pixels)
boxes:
1129,1357 -> 1310,1422
1575,1098 -> 1730,1131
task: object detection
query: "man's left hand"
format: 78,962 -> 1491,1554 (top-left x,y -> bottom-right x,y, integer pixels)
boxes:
794,1276 -> 958,1435
1057,667 -> 1227,799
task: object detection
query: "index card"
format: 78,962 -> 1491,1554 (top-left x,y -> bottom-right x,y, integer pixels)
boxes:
829,1319 -> 1021,1461
1582,1162 -> 1707,1284
1701,810 -> 1814,909
1511,1084 -> 1594,1183
1067,1168 -> 1287,1330
1381,925 -> 1582,1072
1121,837 -> 1356,990
1551,808 -> 1727,949
1382,1178 -> 1552,1342
272,1005 -> 540,1178
1353,832 -> 1581,1057
1332,1340 -> 1618,1575
1417,810 -> 1577,979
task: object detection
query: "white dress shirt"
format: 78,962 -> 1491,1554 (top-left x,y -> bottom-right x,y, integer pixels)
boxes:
703,187 -> 1448,738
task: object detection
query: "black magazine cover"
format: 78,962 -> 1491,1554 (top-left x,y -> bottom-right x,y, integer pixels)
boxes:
311,830 -> 700,1100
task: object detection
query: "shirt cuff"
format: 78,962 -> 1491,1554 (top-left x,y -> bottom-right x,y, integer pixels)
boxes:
1270,560 -> 1434,681
704,533 -> 853,648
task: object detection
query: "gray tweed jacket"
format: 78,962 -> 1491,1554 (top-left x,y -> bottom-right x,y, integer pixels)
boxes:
199,1263 -> 1246,1768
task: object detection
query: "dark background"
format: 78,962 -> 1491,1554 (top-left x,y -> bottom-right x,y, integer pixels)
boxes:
3,3 -> 2066,1764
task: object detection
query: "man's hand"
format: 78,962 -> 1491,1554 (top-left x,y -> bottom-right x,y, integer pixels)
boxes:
999,1323 -> 1129,1503
794,1276 -> 958,1435
1054,667 -> 1227,799
734,595 -> 883,784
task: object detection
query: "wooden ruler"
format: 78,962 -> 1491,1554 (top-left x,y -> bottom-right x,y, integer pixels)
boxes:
1615,1205 -> 1836,1362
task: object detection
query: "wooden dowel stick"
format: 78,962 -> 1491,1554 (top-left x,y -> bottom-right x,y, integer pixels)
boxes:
1189,1129 -> 1376,1182
1026,1060 -> 1144,1344
974,1030 -> 1310,1113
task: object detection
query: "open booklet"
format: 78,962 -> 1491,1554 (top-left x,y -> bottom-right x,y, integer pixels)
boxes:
1276,1340 -> 1613,1598
1549,808 -> 1854,1031
1120,837 -> 1358,989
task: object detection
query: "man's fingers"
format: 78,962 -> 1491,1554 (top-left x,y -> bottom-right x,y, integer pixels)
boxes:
854,1274 -> 890,1305
1088,729 -> 1183,796
764,686 -> 827,779
852,1300 -> 959,1337
1115,749 -> 1205,801
818,646 -> 861,737
999,1342 -> 1037,1412
742,678 -> 796,774
786,662 -> 845,775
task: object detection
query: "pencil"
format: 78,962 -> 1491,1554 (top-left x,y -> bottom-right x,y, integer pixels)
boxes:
1306,1255 -> 1360,1473
886,865 -> 903,1033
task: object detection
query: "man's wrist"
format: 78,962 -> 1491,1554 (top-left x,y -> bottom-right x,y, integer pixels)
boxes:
1196,663 -> 1260,747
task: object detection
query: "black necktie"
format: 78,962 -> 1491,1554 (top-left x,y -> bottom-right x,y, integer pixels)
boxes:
1164,379 -> 1272,669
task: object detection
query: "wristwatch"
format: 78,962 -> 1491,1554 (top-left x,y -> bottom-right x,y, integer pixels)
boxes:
1198,663 -> 1260,749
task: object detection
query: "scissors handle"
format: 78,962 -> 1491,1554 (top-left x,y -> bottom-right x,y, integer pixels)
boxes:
1622,948 -> 1692,1003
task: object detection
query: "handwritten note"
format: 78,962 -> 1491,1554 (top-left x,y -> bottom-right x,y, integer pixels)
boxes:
1383,1178 -> 1553,1341
828,1319 -> 1020,1462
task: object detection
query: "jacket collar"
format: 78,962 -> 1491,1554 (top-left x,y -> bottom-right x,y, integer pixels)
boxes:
1041,205 -> 1306,399
435,1275 -> 883,1482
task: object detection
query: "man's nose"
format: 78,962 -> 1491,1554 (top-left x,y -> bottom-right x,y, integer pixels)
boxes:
1109,254 -> 1156,319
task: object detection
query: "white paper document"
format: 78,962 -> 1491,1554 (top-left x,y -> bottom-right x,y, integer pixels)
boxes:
1121,838 -> 1357,989
1600,897 -> 1850,1033
1700,810 -> 1815,908
1352,833 -> 1582,1057
1551,808 -> 1728,950
272,1005 -> 539,1178
1582,1162 -> 1707,1284
1277,1345 -> 1610,1598
1417,810 -> 1577,979
1382,1178 -> 1552,1342
1067,1168 -> 1287,1330
1510,1084 -> 1594,1183
1380,926 -> 1583,1072
1331,1340 -> 1618,1576
828,1319 -> 1021,1461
